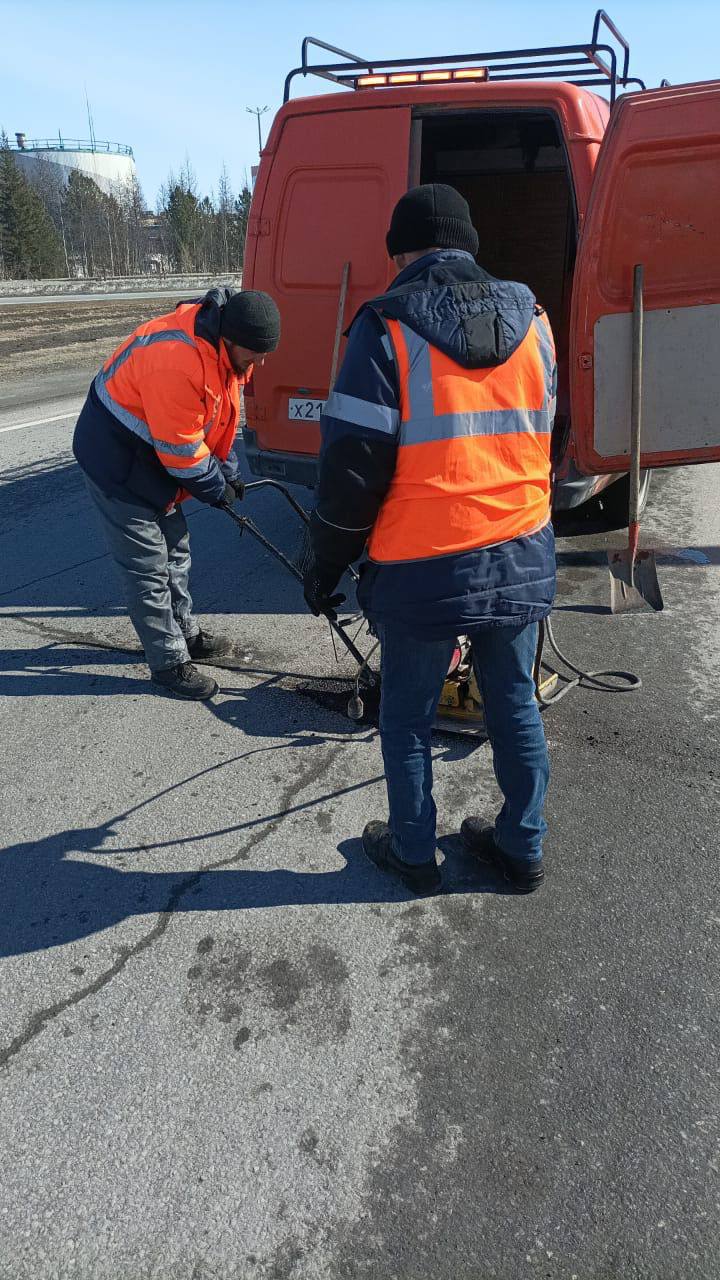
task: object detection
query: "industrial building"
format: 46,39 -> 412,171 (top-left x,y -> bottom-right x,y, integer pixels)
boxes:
9,132 -> 137,197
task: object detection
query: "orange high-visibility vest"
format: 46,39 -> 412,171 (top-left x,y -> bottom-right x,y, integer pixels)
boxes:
367,311 -> 555,564
93,302 -> 240,494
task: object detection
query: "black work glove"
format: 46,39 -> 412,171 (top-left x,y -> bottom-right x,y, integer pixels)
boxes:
215,478 -> 245,508
303,556 -> 346,620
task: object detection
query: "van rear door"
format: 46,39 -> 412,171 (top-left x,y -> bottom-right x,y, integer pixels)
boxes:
570,81 -> 720,475
246,104 -> 411,475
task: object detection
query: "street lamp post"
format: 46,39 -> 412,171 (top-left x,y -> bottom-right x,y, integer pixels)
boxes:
246,106 -> 269,154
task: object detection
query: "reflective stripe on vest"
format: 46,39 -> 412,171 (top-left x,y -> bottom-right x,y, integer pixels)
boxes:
93,328 -> 213,480
367,316 -> 553,564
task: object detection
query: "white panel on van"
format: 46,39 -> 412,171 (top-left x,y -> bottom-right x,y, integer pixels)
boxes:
593,303 -> 720,458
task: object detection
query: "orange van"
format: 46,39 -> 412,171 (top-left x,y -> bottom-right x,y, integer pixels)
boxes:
242,12 -> 720,527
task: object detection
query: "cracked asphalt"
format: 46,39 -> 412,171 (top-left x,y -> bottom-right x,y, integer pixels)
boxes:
1,319 -> 719,1278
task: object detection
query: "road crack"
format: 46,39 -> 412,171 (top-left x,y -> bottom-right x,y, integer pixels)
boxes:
0,744 -> 345,1071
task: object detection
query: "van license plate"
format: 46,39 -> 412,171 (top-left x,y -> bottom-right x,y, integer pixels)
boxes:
288,398 -> 325,422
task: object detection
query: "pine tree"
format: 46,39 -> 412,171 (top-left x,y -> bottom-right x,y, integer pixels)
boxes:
0,130 -> 64,278
31,157 -> 71,275
217,165 -> 234,273
233,184 -> 252,268
161,161 -> 202,272
197,194 -> 216,272
115,173 -> 147,274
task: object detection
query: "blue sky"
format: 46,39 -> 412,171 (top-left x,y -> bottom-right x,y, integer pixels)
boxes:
1,0 -> 717,206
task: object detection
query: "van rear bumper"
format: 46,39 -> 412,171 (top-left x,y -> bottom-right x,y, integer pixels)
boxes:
242,429 -> 319,489
242,430 -> 644,523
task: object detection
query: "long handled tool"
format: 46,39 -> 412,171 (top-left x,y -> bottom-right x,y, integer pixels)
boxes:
608,263 -> 663,613
224,480 -> 376,679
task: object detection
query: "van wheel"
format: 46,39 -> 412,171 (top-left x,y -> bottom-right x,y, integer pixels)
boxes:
597,471 -> 652,529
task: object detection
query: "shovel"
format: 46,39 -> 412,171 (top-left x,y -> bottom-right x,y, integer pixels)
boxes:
608,263 -> 664,614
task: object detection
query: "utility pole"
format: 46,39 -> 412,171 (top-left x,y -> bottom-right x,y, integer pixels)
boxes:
246,106 -> 269,154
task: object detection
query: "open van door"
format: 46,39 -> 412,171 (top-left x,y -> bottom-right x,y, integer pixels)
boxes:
570,82 -> 720,475
244,104 -> 411,482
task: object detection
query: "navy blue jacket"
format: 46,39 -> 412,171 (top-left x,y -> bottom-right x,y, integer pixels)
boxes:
311,250 -> 557,638
73,289 -> 240,512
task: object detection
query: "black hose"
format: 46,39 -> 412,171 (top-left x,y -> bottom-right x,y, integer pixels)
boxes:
534,615 -> 641,708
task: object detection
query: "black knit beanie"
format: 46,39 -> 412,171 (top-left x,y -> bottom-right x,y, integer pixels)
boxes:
221,290 -> 281,352
386,183 -> 479,258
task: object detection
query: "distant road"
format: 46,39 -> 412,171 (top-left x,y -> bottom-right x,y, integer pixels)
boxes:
0,396 -> 82,435
0,289 -> 197,307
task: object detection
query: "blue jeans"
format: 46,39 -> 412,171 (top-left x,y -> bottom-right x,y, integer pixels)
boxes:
378,622 -> 549,864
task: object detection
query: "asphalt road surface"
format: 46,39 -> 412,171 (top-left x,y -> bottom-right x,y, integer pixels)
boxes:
1,366 -> 719,1278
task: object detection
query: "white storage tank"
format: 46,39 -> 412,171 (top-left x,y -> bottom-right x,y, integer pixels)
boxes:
11,134 -> 137,197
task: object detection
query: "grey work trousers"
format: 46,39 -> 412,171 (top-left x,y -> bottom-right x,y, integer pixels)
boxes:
84,476 -> 200,673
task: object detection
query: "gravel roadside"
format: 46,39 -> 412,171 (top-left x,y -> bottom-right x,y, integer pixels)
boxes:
0,298 -> 191,386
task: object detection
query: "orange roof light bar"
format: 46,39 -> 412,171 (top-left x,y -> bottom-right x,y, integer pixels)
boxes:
452,67 -> 489,81
357,67 -> 488,88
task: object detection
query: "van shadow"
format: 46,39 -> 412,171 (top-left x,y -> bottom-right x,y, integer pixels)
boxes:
555,545 -> 720,569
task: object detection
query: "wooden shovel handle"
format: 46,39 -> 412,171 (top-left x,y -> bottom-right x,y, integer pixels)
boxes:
629,263 -> 644,531
329,261 -> 351,392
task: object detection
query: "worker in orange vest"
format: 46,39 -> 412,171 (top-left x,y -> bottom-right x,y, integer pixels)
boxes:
73,288 -> 280,700
303,185 -> 556,894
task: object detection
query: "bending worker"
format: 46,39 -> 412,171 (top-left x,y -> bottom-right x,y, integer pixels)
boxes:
303,184 -> 556,895
73,288 -> 280,700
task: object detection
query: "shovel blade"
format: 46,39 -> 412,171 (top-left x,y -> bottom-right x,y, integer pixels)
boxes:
608,548 -> 664,614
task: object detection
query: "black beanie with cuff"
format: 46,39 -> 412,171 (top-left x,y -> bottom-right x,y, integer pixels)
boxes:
386,183 -> 479,259
220,290 -> 281,353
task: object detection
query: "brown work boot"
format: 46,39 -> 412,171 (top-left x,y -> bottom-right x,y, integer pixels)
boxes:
151,661 -> 218,701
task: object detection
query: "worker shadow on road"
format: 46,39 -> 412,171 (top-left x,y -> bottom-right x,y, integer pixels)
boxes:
0,646 -> 373,713
1,646 -> 502,958
209,680 -> 377,736
0,823 -> 505,960
0,643 -> 153,697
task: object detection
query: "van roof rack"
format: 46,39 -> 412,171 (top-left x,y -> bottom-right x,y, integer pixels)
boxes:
284,9 -> 647,106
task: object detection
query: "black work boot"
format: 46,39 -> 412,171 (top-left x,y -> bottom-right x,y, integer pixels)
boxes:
187,629 -> 231,660
151,661 -> 218,701
460,817 -> 544,894
362,821 -> 441,896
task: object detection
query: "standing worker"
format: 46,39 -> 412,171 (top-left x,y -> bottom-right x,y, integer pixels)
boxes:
73,287 -> 280,700
303,185 -> 556,894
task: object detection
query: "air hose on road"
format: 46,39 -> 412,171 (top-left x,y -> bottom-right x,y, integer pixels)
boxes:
533,614 -> 641,708
346,611 -> 642,728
